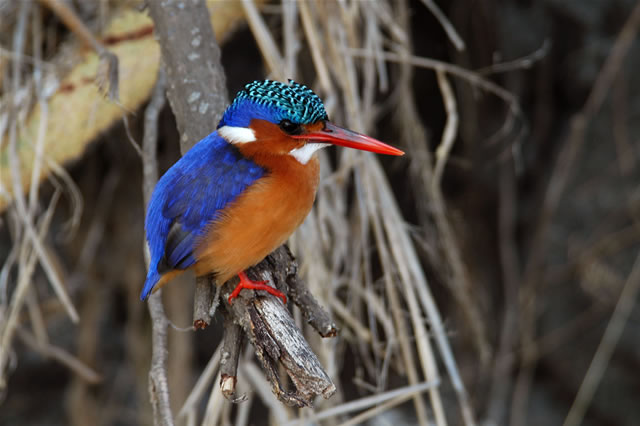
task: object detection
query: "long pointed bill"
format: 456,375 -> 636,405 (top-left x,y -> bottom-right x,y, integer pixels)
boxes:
293,122 -> 404,156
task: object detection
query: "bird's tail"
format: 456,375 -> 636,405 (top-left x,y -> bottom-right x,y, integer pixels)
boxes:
140,269 -> 161,301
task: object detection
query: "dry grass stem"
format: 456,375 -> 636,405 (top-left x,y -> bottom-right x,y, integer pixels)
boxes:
329,298 -> 372,343
284,380 -> 439,426
281,0 -> 299,79
178,344 -> 222,421
241,361 -> 290,424
297,0 -> 332,93
202,371 -> 225,426
563,251 -> 640,426
241,0 -> 285,81
347,47 -> 523,129
419,0 -> 465,51
432,69 -> 459,191
0,186 -> 60,389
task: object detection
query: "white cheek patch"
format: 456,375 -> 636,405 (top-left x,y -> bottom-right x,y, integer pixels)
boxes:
289,143 -> 330,165
218,126 -> 257,144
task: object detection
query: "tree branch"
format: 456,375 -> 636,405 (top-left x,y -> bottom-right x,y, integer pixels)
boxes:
141,69 -> 174,426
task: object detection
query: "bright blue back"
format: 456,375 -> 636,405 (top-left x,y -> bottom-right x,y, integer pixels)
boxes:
141,131 -> 265,300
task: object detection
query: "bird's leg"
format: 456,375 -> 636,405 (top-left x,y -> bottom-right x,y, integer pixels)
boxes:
228,270 -> 287,304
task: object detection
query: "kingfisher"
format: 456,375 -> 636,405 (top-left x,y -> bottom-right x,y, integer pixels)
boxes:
141,79 -> 403,303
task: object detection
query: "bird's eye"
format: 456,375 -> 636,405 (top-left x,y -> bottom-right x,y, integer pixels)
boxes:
279,119 -> 302,135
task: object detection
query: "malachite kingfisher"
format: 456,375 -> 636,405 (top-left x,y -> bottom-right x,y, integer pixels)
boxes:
141,79 -> 403,303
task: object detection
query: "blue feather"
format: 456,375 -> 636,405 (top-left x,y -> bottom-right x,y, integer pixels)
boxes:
141,131 -> 265,300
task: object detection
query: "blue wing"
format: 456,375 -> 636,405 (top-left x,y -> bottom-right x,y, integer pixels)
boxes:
141,132 -> 265,300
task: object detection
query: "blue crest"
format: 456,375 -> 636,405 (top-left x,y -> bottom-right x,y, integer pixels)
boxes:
219,79 -> 328,128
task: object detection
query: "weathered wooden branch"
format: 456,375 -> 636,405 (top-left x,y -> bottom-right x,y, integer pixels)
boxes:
146,0 -> 336,414
193,276 -> 214,329
223,247 -> 337,406
219,315 -> 243,401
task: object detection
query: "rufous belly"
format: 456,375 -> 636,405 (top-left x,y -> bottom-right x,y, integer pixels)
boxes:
194,156 -> 319,283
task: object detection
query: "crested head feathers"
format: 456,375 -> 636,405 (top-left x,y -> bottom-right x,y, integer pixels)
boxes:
218,79 -> 328,128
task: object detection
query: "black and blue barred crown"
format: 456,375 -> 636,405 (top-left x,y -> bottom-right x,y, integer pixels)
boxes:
218,79 -> 328,128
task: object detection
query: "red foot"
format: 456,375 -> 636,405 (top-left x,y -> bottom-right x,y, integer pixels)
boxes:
228,271 -> 287,305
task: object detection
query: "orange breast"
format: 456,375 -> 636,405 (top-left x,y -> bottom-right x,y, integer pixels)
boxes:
193,155 -> 320,283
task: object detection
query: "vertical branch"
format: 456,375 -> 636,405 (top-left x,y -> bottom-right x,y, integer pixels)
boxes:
147,0 -> 228,151
142,70 -> 173,426
219,316 -> 243,400
147,290 -> 174,426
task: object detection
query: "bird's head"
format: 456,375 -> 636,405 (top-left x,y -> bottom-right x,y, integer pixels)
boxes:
217,80 -> 403,164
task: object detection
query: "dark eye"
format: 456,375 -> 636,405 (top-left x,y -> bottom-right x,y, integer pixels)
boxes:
279,119 -> 302,135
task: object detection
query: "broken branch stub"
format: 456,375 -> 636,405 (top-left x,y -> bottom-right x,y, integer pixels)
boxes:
220,246 -> 337,407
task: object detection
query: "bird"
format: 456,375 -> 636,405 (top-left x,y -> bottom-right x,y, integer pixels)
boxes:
141,79 -> 403,304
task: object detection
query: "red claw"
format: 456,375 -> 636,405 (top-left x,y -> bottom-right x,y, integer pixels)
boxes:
228,271 -> 287,305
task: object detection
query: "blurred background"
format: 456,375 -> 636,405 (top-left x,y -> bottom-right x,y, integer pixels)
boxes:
1,0 -> 639,425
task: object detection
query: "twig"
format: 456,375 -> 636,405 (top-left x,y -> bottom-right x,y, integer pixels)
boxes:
562,251 -> 640,426
284,248 -> 337,338
193,276 -> 214,329
0,187 -> 60,390
142,69 -> 166,206
419,0 -> 465,51
329,299 -> 370,342
8,94 -> 78,324
147,291 -> 174,426
432,69 -> 459,191
220,314 -> 244,401
141,68 -> 173,426
430,67 -> 490,368
346,47 -> 523,136
611,67 -> 634,174
477,39 -> 551,76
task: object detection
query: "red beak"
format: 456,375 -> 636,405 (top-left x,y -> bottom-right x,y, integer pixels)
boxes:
293,122 -> 404,156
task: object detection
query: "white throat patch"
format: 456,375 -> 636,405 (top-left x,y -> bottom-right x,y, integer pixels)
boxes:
289,143 -> 330,165
218,126 -> 257,144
